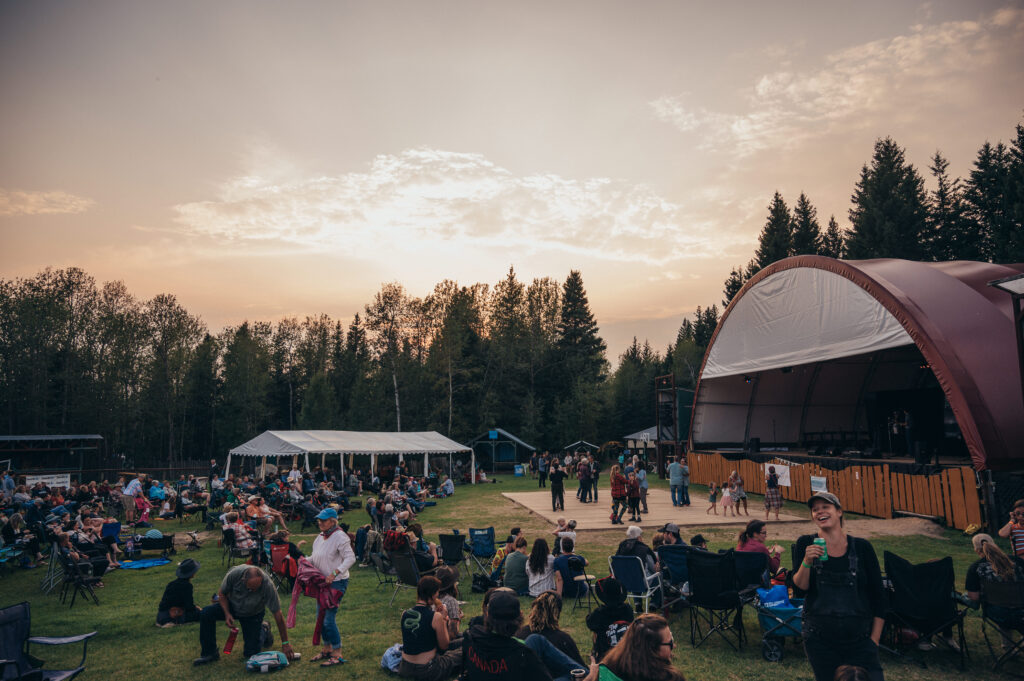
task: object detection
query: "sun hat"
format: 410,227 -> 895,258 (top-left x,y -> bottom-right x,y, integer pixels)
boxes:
176,558 -> 201,578
595,577 -> 626,606
315,507 -> 338,520
807,491 -> 842,510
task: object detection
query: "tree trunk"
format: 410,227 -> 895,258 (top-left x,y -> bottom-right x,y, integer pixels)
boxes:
447,354 -> 454,436
391,363 -> 401,431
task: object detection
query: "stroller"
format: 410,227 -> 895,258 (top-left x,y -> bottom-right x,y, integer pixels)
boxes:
752,585 -> 804,662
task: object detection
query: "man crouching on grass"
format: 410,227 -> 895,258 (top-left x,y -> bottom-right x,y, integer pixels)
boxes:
193,565 -> 296,665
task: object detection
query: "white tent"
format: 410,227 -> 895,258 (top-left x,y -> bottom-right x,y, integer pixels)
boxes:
227,430 -> 473,482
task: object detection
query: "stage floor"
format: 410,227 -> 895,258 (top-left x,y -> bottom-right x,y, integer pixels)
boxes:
502,488 -> 806,530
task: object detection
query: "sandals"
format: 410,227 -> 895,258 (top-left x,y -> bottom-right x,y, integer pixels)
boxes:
320,656 -> 346,667
309,652 -> 332,662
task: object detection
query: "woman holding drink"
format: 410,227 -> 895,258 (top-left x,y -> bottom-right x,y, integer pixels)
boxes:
793,492 -> 886,681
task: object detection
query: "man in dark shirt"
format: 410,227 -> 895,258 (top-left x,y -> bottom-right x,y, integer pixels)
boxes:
548,465 -> 567,512
576,456 -> 592,503
586,577 -> 634,661
615,526 -> 657,574
157,558 -> 202,627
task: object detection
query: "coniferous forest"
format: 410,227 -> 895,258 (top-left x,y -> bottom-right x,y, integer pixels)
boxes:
2,120 -> 1022,466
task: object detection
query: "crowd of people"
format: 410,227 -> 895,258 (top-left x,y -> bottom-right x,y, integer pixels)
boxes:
6,458 -> 1024,681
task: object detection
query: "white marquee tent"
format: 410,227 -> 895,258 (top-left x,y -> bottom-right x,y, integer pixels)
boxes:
227,430 -> 474,482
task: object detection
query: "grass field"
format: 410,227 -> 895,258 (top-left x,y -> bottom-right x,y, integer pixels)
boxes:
0,474 -> 1011,681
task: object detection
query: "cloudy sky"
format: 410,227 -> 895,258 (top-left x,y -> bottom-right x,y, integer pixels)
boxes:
1,1 -> 1022,359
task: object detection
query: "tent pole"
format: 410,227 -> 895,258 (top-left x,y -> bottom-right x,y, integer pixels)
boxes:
261,455 -> 267,480
321,452 -> 326,471
340,453 -> 345,485
304,453 -> 310,473
371,453 -> 376,476
423,453 -> 428,478
225,453 -> 232,479
471,450 -> 476,485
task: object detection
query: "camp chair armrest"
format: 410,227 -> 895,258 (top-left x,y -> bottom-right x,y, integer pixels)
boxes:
29,632 -> 97,645
645,571 -> 661,587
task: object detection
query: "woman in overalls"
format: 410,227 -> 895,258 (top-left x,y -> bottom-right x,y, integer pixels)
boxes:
793,492 -> 886,681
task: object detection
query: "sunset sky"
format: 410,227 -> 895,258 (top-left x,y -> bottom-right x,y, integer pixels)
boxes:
2,1 -> 1022,360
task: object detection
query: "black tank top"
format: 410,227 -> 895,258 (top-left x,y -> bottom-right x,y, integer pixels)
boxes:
401,604 -> 438,655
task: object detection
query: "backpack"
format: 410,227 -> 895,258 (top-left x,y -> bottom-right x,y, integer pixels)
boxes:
383,529 -> 407,552
380,643 -> 403,673
471,573 -> 499,593
246,651 -> 289,673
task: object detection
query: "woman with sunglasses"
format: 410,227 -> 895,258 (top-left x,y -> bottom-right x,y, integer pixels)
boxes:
736,519 -> 783,574
599,613 -> 685,681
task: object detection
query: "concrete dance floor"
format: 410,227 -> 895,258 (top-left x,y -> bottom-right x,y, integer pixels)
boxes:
502,487 -> 806,530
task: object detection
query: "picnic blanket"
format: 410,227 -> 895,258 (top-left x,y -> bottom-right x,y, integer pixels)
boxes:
119,558 -> 171,569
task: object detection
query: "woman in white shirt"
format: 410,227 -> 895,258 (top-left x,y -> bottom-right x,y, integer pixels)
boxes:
526,537 -> 557,596
309,507 -> 356,667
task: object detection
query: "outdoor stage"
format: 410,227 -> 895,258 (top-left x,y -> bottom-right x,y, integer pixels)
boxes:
502,487 -> 806,531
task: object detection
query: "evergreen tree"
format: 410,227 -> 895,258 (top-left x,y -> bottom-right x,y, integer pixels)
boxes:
926,151 -> 973,261
555,270 -> 607,384
219,322 -> 272,450
819,216 -> 847,259
1006,122 -> 1024,263
364,282 -> 409,430
965,140 -> 1013,262
722,267 -> 745,308
847,137 -> 928,260
298,372 -> 340,428
754,192 -> 792,269
743,258 -> 759,281
790,192 -> 822,256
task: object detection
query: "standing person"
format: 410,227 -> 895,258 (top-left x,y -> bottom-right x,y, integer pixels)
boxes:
667,457 -> 683,508
997,499 -> 1024,558
609,465 -> 628,526
706,482 -> 719,515
634,457 -> 649,514
208,459 -> 219,491
538,452 -> 549,488
123,474 -> 143,523
308,507 -> 356,667
626,472 -> 641,523
730,470 -> 749,516
764,466 -> 783,521
398,576 -> 462,680
679,456 -> 690,506
794,492 -> 886,681
529,453 -> 538,480
549,463 -> 567,512
720,480 -> 735,517
576,455 -> 592,503
599,614 -> 686,681
589,454 -> 600,504
193,565 -> 296,665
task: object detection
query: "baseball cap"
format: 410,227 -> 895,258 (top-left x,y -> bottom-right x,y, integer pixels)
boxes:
807,491 -> 842,509
315,507 -> 338,520
659,522 -> 680,534
487,591 -> 521,620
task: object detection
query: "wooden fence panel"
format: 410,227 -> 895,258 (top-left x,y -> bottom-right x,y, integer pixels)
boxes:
947,469 -> 968,530
962,468 -> 982,527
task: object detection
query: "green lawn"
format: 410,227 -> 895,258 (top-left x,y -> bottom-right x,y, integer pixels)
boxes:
0,474 -> 1009,680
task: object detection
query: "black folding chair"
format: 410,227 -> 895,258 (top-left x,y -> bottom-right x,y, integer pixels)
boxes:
0,601 -> 96,681
388,547 -> 435,606
734,551 -> 770,595
883,551 -> 969,669
438,533 -> 469,577
687,549 -> 745,650
369,552 -> 396,588
56,553 -> 100,608
979,579 -> 1024,673
468,527 -> 496,576
221,529 -> 251,566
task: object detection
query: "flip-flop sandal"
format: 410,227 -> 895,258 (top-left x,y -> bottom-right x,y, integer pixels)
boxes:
309,652 -> 332,662
320,657 -> 347,667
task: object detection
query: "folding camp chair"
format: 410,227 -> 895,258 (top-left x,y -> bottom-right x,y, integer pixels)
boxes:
734,551 -> 770,594
468,527 -> 496,576
883,551 -> 969,669
0,601 -> 96,681
56,552 -> 100,608
438,533 -> 469,577
369,552 -> 396,588
39,548 -> 64,595
979,579 -> 1024,673
609,554 -> 662,614
221,529 -> 251,566
687,549 -> 745,650
264,542 -> 294,593
656,544 -> 690,613
388,546 -> 436,606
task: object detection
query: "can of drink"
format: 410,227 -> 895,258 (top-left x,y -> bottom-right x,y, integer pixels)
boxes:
291,652 -> 301,661
223,627 -> 239,654
813,537 -> 828,561
570,670 -> 587,680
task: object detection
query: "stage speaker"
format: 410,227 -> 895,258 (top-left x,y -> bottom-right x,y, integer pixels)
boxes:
747,437 -> 760,453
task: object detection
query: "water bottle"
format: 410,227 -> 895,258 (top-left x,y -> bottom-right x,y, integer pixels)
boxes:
223,627 -> 239,654
813,537 -> 828,561
126,539 -> 134,557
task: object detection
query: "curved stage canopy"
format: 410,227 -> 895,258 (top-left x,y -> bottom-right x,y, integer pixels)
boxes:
689,257 -> 1024,472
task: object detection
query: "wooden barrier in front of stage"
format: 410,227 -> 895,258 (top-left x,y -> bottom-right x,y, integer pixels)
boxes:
687,452 -> 982,530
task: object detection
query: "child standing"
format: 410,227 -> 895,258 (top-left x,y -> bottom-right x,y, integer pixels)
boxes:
720,480 -> 735,517
706,482 -> 719,515
626,471 -> 641,522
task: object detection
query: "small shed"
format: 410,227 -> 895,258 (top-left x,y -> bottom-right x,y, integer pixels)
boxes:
561,440 -> 600,454
466,428 -> 536,473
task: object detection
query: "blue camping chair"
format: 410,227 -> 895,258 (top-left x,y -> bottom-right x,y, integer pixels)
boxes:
609,554 -> 662,614
656,544 -> 691,612
468,527 -> 496,575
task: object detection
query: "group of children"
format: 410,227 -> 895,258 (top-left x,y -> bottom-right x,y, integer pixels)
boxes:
705,472 -> 750,517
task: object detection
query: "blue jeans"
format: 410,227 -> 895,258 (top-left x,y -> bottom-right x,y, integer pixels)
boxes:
681,484 -> 690,505
670,485 -> 682,506
523,633 -> 587,681
318,578 -> 349,650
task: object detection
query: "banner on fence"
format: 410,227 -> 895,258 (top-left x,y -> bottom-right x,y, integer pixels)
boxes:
766,463 -> 791,487
26,473 -> 71,488
810,475 -> 828,493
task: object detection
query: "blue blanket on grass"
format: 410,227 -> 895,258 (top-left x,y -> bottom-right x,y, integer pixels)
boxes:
119,558 -> 171,569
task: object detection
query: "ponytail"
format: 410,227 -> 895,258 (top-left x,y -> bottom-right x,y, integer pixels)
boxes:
981,540 -> 1016,581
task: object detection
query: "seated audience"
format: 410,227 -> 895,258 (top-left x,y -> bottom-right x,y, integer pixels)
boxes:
586,577 -> 634,662
156,558 -> 202,627
503,537 -> 530,596
398,575 -> 462,680
736,519 -> 782,574
527,538 -> 556,597
966,532 -> 1024,631
552,538 -> 589,599
516,591 -> 585,665
599,613 -> 685,681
